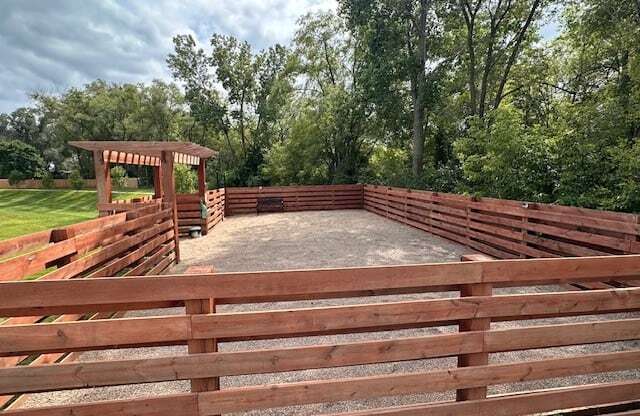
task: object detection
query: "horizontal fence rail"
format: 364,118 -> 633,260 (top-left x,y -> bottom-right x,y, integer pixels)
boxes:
364,185 -> 640,260
1,255 -> 639,414
0,201 -> 177,409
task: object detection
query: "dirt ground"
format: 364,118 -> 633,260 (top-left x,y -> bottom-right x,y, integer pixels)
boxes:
175,209 -> 471,273
21,210 -> 640,414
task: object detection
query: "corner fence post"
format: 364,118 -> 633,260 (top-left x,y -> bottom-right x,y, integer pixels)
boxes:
456,253 -> 493,402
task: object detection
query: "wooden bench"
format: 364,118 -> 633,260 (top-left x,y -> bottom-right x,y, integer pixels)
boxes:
257,196 -> 284,214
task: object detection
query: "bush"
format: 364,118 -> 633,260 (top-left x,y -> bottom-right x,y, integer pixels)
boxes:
68,170 -> 85,190
0,140 -> 44,179
41,171 -> 55,189
7,170 -> 24,186
110,166 -> 128,189
174,164 -> 197,194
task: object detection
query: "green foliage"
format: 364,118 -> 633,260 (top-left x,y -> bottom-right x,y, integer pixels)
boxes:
174,164 -> 197,194
110,166 -> 128,189
363,146 -> 411,186
1,1 -> 639,214
30,80 -> 196,179
455,105 -> 554,201
7,170 -> 24,186
0,140 -> 44,179
68,170 -> 85,190
168,32 -> 294,186
262,107 -> 330,185
41,171 -> 55,189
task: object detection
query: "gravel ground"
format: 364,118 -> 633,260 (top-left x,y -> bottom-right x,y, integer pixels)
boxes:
21,210 -> 640,414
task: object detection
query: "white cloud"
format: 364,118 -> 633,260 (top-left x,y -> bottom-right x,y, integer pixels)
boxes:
0,0 -> 337,112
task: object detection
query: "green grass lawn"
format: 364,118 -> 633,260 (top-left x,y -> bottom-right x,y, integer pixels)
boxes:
0,189 -> 152,241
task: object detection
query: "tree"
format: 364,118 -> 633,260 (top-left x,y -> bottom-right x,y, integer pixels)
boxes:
456,0 -> 546,119
168,34 -> 294,186
340,0 -> 449,176
0,140 -> 44,178
33,80 -> 195,179
262,12 -> 372,185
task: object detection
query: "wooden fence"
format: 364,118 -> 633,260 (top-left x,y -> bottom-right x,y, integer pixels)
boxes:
225,184 -> 364,215
0,201 -> 177,409
364,185 -> 640,260
1,255 -> 639,414
0,178 -> 139,189
176,188 -> 225,236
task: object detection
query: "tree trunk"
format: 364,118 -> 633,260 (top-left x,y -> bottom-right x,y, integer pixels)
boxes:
411,0 -> 429,177
411,85 -> 426,176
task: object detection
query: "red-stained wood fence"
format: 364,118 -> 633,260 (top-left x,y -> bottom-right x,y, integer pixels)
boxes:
0,201 -> 177,408
364,185 -> 640,260
176,188 -> 225,236
1,255 -> 639,414
225,184 -> 364,215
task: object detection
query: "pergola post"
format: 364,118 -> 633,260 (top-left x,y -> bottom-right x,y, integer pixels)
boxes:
161,151 -> 180,263
153,165 -> 163,200
93,150 -> 112,216
197,159 -> 208,235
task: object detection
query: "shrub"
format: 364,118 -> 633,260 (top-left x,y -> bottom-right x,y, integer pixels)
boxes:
41,171 -> 55,189
110,166 -> 128,189
174,164 -> 197,194
68,170 -> 85,190
7,170 -> 24,186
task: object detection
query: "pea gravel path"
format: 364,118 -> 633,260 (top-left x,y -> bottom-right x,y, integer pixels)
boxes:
21,210 -> 640,414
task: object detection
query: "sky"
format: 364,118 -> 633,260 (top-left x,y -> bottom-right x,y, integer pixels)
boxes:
0,0 -> 558,114
0,0 -> 336,113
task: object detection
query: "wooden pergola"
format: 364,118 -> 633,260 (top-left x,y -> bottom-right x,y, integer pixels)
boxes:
70,141 -> 217,263
70,141 -> 216,204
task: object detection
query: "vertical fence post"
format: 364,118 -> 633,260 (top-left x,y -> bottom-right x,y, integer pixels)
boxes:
521,203 -> 530,258
456,253 -> 493,402
465,205 -> 471,249
184,266 -> 218,394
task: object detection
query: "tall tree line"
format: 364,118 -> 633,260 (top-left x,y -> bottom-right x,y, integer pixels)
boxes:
1,0 -> 639,211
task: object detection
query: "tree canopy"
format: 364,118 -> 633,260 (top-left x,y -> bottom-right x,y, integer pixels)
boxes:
2,0 -> 639,212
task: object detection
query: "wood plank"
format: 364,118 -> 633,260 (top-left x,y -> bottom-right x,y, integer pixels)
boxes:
0,316 -> 189,355
3,256 -> 640,316
323,381 -> 640,416
0,331 -> 481,395
0,209 -> 171,281
5,318 -> 639,395
0,230 -> 52,259
190,288 -> 640,341
86,229 -> 173,278
126,242 -> 175,276
196,350 -> 640,414
2,394 -> 196,416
